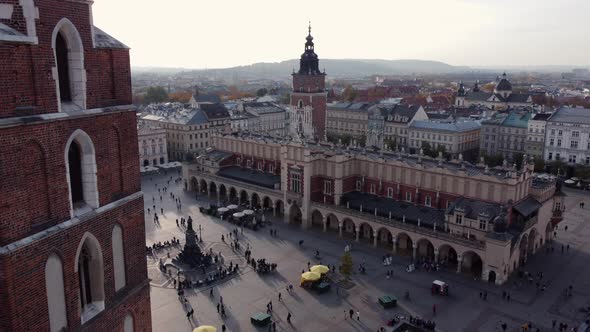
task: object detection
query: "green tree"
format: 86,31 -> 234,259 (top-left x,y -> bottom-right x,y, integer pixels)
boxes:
533,158 -> 545,172
513,153 -> 524,169
482,153 -> 504,167
420,141 -> 435,158
545,160 -> 568,176
256,88 -> 268,97
342,85 -> 357,102
574,165 -> 590,180
339,251 -> 353,281
356,135 -> 366,148
144,86 -> 168,104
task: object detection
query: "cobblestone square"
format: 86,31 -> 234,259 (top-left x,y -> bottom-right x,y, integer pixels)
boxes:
145,171 -> 590,331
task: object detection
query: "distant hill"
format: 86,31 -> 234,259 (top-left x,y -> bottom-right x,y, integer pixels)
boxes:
133,59 -> 469,79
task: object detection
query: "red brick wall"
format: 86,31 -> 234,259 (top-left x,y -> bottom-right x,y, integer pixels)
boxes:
0,110 -> 140,246
292,74 -> 325,91
0,0 -> 132,119
0,197 -> 150,331
342,176 -> 359,193
291,73 -> 327,138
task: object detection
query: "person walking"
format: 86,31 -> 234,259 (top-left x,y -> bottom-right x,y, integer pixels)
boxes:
287,312 -> 292,324
432,304 -> 436,316
222,324 -> 226,332
278,292 -> 282,301
217,303 -> 220,313
349,309 -> 354,319
186,310 -> 191,320
356,311 -> 360,321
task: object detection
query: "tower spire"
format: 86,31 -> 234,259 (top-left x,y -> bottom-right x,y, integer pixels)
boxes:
308,21 -> 311,35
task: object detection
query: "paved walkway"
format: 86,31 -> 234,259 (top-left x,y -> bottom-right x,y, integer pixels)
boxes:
144,171 -> 590,331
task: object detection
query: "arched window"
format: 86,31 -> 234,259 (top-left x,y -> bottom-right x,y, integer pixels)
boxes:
298,100 -> 303,108
124,314 -> 134,332
55,32 -> 71,102
46,254 -> 67,332
112,225 -> 126,292
65,130 -> 99,217
75,233 -> 105,323
52,18 -> 86,111
68,141 -> 84,204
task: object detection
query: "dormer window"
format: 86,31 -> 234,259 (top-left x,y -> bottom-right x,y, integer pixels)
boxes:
455,214 -> 463,225
479,219 -> 487,230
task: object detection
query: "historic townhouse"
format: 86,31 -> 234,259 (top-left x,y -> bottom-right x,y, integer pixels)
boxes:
525,112 -> 551,160
0,0 -> 151,330
182,28 -> 563,286
544,107 -> 590,165
138,121 -> 168,167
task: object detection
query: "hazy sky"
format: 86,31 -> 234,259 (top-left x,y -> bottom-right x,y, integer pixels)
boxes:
92,0 -> 590,69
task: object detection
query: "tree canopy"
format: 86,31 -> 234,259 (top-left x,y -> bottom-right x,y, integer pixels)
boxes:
144,86 -> 168,104
339,251 -> 353,281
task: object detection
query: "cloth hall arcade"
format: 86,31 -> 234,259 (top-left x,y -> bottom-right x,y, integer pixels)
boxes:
183,27 -> 564,286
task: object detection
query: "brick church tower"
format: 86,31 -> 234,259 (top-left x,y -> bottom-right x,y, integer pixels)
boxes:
290,24 -> 327,140
0,1 -> 151,331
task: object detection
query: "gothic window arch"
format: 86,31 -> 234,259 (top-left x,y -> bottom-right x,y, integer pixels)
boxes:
65,129 -> 99,217
46,253 -> 67,332
75,232 -> 105,324
52,18 -> 86,112
112,224 -> 126,292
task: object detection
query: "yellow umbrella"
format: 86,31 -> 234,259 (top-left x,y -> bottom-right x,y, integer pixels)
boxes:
193,326 -> 217,332
310,265 -> 330,274
301,271 -> 321,281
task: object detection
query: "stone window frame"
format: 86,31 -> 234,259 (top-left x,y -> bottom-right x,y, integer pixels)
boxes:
112,224 -> 126,292
74,232 -> 105,324
324,180 -> 333,195
455,214 -> 463,225
425,195 -> 432,207
46,253 -> 68,332
51,18 -> 87,112
64,129 -> 99,218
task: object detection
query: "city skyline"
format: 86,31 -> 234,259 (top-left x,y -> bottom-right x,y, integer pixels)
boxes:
93,0 -> 590,69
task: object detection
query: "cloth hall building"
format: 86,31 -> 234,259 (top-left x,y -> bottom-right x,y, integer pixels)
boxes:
0,0 -> 151,331
183,28 -> 564,286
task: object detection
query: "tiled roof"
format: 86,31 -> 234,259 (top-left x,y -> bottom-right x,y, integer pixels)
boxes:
93,26 -> 129,49
501,111 -> 531,128
409,120 -> 480,132
532,113 -> 552,121
341,192 -> 445,226
327,102 -> 374,112
200,150 -> 232,163
548,107 -> 590,125
243,102 -> 286,115
376,104 -> 421,123
446,197 -> 503,221
513,197 -> 541,218
201,103 -> 230,120
218,166 -> 280,189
